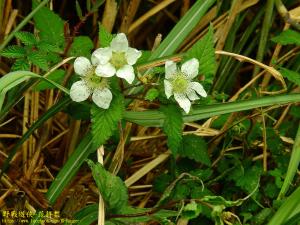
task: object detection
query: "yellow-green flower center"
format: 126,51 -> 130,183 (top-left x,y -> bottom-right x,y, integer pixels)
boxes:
84,68 -> 107,90
110,52 -> 127,69
171,73 -> 188,93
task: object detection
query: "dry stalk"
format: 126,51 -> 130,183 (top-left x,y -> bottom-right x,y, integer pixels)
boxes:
97,146 -> 105,225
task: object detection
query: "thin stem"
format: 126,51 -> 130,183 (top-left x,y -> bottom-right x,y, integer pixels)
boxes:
97,146 -> 105,225
275,0 -> 300,30
0,0 -> 50,52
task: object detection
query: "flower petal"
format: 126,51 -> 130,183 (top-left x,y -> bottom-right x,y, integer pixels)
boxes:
190,82 -> 207,97
126,47 -> 142,65
165,60 -> 177,79
110,33 -> 129,52
181,58 -> 199,79
95,63 -> 116,77
74,57 -> 92,76
92,88 -> 113,109
70,80 -> 91,102
186,88 -> 199,101
116,65 -> 135,84
174,93 -> 191,114
164,80 -> 173,99
91,47 -> 112,65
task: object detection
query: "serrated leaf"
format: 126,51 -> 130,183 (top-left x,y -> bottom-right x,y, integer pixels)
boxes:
69,36 -> 93,57
37,41 -> 61,53
15,31 -> 37,46
185,25 -> 216,76
280,67 -> 300,86
11,58 -> 30,71
33,2 -> 65,49
99,23 -> 113,47
28,51 -> 48,70
145,88 -> 159,101
91,93 -> 124,148
86,160 -> 128,213
272,29 -> 300,45
1,45 -> 26,58
34,69 -> 65,91
178,135 -> 211,166
160,105 -> 183,155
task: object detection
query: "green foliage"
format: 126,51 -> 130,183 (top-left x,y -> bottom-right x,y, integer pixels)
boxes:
11,58 -> 30,71
181,201 -> 202,219
160,104 -> 183,155
15,31 -> 37,46
33,1 -> 65,49
99,24 -> 113,47
178,135 -> 211,166
0,45 -> 26,58
145,88 -> 159,101
235,165 -> 261,194
28,50 -> 48,70
185,25 -> 216,77
271,29 -> 300,45
91,93 -> 125,148
69,36 -> 94,57
34,69 -> 65,91
280,67 -> 300,86
87,160 -> 128,213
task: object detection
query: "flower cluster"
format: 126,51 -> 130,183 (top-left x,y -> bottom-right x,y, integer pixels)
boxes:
70,33 -> 142,109
70,33 -> 207,113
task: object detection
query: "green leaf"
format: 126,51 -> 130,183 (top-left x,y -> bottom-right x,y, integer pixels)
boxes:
86,160 -> 128,213
178,135 -> 211,166
272,29 -> 300,45
15,31 -> 36,46
11,58 -> 30,71
75,0 -> 83,19
99,23 -> 113,47
0,45 -> 26,58
160,105 -> 183,155
145,88 -> 159,101
181,201 -> 202,219
236,166 -> 261,194
34,69 -> 65,91
185,25 -> 216,76
69,36 -> 94,57
91,93 -> 124,148
33,2 -> 65,49
280,67 -> 300,86
28,51 -> 48,70
37,41 -> 61,53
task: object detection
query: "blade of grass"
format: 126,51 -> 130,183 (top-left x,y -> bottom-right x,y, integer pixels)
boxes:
0,0 -> 50,52
277,122 -> 300,199
123,93 -> 300,126
149,0 -> 216,59
268,185 -> 300,225
252,0 -> 274,76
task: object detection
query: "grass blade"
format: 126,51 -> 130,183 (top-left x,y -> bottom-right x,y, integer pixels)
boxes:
150,0 -> 216,59
123,94 -> 300,126
278,122 -> 300,199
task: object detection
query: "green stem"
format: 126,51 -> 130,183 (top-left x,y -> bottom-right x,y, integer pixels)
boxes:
0,0 -> 50,52
253,0 -> 274,76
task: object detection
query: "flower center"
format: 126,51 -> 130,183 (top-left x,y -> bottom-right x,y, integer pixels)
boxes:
171,73 -> 188,93
110,52 -> 127,69
84,68 -> 108,90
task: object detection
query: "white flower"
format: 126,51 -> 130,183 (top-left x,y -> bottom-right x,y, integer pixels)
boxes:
91,33 -> 142,84
70,56 -> 113,109
164,58 -> 207,113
